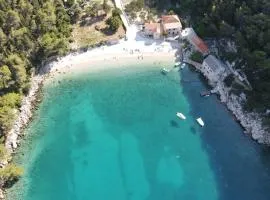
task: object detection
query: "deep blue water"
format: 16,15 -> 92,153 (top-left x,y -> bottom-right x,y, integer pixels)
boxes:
181,67 -> 270,200
7,64 -> 270,200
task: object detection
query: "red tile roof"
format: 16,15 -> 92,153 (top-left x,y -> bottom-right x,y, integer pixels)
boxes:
144,23 -> 160,33
162,15 -> 180,24
192,37 -> 209,54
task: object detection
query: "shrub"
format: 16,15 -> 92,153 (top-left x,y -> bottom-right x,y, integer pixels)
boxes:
125,0 -> 144,13
0,93 -> 22,108
0,106 -> 16,131
190,51 -> 204,63
0,144 -> 10,161
0,164 -> 24,183
112,8 -> 121,17
106,16 -> 122,32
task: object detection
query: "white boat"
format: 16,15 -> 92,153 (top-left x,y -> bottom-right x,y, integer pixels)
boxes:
161,68 -> 170,74
176,112 -> 186,120
162,68 -> 170,72
180,63 -> 186,69
196,117 -> 204,127
175,62 -> 181,66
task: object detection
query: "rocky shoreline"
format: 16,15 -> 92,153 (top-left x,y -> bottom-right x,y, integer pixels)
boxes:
5,75 -> 45,152
211,81 -> 270,144
0,76 -> 45,199
0,60 -> 54,199
186,57 -> 269,144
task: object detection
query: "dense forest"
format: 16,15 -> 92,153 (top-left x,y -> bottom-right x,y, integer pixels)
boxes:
0,0 -> 74,183
0,0 -> 74,137
148,0 -> 270,115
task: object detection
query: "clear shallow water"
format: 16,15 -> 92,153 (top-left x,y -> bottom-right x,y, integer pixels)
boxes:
7,64 -> 270,200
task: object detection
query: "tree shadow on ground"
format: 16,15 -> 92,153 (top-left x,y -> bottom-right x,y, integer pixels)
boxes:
79,15 -> 106,27
100,27 -> 116,36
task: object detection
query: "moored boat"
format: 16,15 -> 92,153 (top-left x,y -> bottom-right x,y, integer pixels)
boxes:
175,62 -> 181,67
196,117 -> 204,126
161,68 -> 170,74
200,91 -> 211,97
180,63 -> 186,69
176,112 -> 186,120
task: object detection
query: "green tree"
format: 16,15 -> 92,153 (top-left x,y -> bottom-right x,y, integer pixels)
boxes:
0,106 -> 16,131
139,11 -> 146,21
36,2 -> 57,34
10,28 -> 34,54
39,32 -> 69,58
219,21 -> 234,37
64,0 -> 75,8
130,12 -> 137,20
0,144 -> 10,161
0,28 -> 7,45
168,10 -> 175,15
68,4 -> 81,23
106,16 -> 122,32
190,51 -> 204,63
0,93 -> 22,108
86,4 -> 96,17
4,10 -> 21,33
6,54 -> 27,87
112,8 -> 122,17
18,0 -> 33,26
125,0 -> 143,13
0,65 -> 12,89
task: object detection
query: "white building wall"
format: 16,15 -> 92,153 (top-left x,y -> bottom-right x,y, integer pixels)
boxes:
166,28 -> 181,37
153,32 -> 160,39
202,62 -> 219,82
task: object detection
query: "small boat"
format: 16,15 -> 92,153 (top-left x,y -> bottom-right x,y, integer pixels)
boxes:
200,91 -> 211,97
161,68 -> 170,74
180,63 -> 186,69
196,117 -> 204,127
176,112 -> 186,120
174,62 -> 181,67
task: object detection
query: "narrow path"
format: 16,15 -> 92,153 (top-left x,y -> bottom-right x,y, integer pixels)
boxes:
114,0 -> 130,34
114,0 -> 139,41
184,59 -> 202,70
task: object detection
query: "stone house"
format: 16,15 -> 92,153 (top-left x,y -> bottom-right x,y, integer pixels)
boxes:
161,15 -> 182,38
202,55 -> 227,83
143,23 -> 161,39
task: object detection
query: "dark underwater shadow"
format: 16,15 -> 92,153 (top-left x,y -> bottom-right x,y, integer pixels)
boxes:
179,66 -> 270,200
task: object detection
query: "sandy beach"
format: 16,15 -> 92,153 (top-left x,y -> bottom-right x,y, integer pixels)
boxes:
45,39 -> 179,76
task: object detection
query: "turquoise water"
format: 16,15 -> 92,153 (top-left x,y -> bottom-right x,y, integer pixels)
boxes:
7,64 -> 270,200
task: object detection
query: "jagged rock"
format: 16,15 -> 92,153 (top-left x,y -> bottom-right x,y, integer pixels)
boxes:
213,80 -> 269,144
0,189 -> 4,199
5,75 -> 45,153
0,160 -> 8,168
